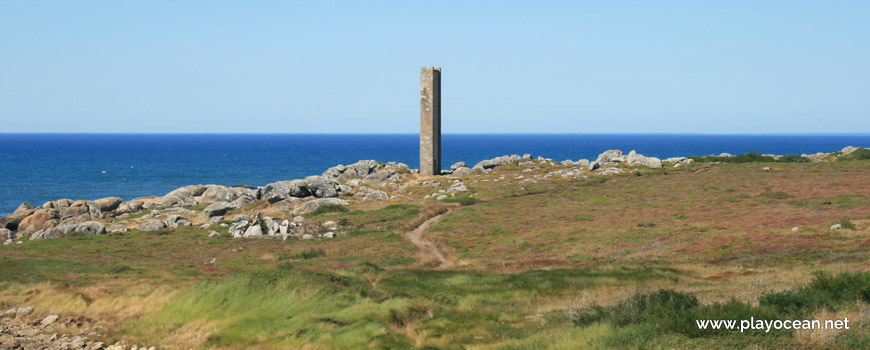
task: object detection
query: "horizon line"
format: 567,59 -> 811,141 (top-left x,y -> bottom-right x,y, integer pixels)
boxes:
2,132 -> 870,136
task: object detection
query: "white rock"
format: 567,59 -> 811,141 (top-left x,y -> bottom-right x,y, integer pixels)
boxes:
41,315 -> 58,325
792,227 -> 800,232
831,223 -> 842,230
323,232 -> 335,239
322,221 -> 338,230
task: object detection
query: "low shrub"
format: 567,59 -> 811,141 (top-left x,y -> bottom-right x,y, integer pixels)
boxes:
573,272 -> 870,338
760,271 -> 870,317
309,204 -> 349,215
279,248 -> 326,261
838,218 -> 856,230
689,152 -> 811,163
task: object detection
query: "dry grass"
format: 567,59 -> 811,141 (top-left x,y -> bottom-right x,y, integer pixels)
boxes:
401,203 -> 454,232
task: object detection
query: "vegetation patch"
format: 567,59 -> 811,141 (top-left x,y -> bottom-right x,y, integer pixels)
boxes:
689,152 -> 810,163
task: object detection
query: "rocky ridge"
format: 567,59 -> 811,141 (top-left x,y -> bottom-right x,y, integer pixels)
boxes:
0,147 -> 865,244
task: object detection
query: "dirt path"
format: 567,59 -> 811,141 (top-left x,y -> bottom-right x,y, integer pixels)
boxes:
404,213 -> 455,269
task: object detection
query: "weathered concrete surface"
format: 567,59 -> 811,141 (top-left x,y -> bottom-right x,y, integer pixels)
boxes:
420,67 -> 441,175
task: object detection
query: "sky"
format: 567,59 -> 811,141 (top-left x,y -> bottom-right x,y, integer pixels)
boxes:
0,1 -> 868,134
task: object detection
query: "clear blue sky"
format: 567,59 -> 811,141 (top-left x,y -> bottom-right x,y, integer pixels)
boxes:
1,1 -> 867,133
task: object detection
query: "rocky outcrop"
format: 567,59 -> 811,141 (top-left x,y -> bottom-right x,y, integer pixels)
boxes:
473,154 -> 531,170
262,180 -> 310,203
93,197 -> 123,212
59,200 -> 103,225
321,160 -> 382,182
625,150 -> 662,168
137,219 -> 167,231
17,208 -> 60,234
451,167 -> 473,176
593,150 -> 662,169
30,221 -> 106,239
203,202 -> 234,217
0,202 -> 36,232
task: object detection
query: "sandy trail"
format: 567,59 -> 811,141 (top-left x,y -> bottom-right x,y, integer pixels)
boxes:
403,213 -> 455,269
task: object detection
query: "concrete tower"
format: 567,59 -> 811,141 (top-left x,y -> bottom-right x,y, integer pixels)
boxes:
420,67 -> 441,175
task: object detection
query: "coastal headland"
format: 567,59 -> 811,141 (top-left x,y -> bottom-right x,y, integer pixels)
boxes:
0,146 -> 868,349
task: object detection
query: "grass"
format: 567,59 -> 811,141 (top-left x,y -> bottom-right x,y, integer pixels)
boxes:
438,196 -> 479,205
689,152 -> 811,163
838,148 -> 870,160
573,272 -> 870,342
308,204 -> 349,216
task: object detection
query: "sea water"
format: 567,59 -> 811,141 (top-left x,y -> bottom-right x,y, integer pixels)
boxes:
1,133 -> 868,215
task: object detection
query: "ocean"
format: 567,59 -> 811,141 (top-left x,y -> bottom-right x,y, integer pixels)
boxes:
2,133 -> 869,216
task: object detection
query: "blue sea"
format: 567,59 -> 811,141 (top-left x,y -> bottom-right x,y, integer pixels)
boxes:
2,133 -> 869,216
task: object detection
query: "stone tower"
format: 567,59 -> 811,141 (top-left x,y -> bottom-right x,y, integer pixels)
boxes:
420,67 -> 441,175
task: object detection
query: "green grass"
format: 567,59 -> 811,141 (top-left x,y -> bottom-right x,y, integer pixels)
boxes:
439,196 -> 479,205
838,148 -> 870,160
278,248 -> 326,261
573,271 -> 870,341
785,194 -> 869,209
0,256 -> 137,286
689,152 -> 810,163
308,204 -> 349,216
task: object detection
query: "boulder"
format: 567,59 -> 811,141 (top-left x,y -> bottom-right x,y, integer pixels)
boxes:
0,228 -> 14,241
625,150 -> 662,168
243,224 -> 263,238
262,217 -> 280,236
31,221 -> 105,239
208,230 -> 221,237
10,202 -> 35,218
76,221 -> 107,235
349,160 -> 381,177
448,184 -> 468,193
229,221 -> 250,238
304,176 -> 339,198
138,219 -> 167,231
362,191 -> 388,201
113,198 -> 152,215
94,197 -> 123,212
450,162 -> 467,171
16,307 -> 34,316
298,198 -> 348,214
17,208 -> 60,234
166,215 -> 191,228
596,150 -> 623,164
60,200 -> 103,224
452,167 -> 473,176
203,202 -> 234,217
155,185 -> 206,207
322,220 -> 338,230
474,155 -> 514,170
589,161 -> 600,171
230,195 -> 255,209
41,315 -> 59,326
199,185 -> 234,203
362,170 -> 392,184
40,199 -> 73,210
262,180 -> 310,203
